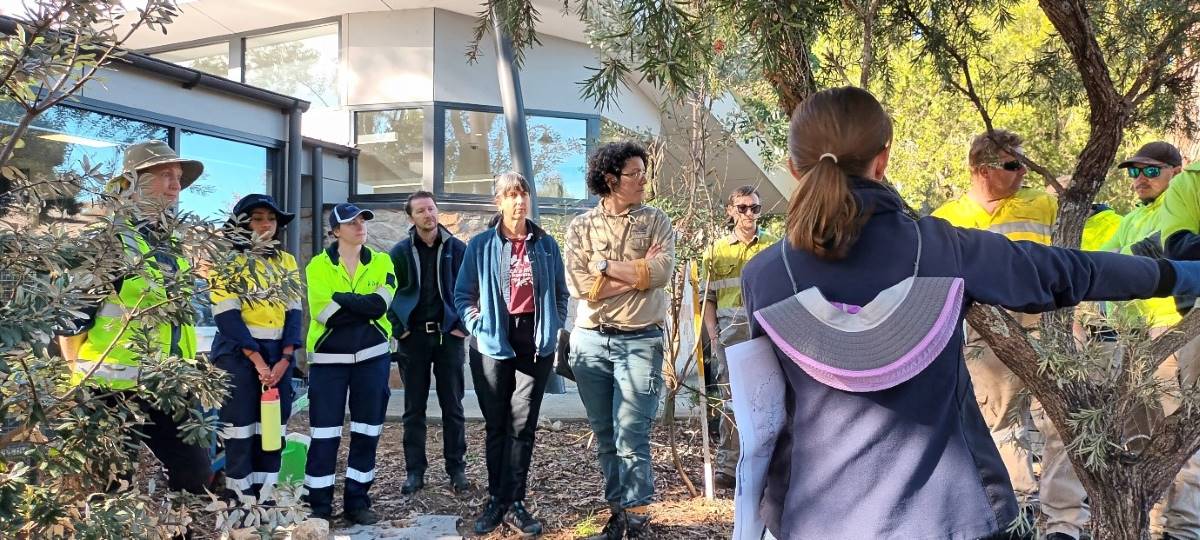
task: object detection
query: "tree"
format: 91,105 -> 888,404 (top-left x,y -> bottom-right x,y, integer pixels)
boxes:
483,0 -> 1200,538
0,2 -> 305,538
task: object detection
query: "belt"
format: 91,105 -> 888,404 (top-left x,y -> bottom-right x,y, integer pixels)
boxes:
595,324 -> 657,336
421,321 -> 442,334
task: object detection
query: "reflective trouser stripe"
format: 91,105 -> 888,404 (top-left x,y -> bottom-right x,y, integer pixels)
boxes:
345,467 -> 376,483
350,422 -> 383,436
310,341 -> 390,364
222,423 -> 261,440
304,474 -> 335,489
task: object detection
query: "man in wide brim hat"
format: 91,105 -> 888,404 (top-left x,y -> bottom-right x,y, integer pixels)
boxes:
110,139 -> 204,192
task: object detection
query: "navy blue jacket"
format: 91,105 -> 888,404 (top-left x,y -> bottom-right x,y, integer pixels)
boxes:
741,177 -> 1174,540
389,224 -> 467,336
454,216 -> 570,359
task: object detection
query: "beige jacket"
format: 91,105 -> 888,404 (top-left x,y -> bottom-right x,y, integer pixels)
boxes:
564,202 -> 676,330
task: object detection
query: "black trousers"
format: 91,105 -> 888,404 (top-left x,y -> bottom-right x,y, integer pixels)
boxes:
470,314 -> 553,503
398,330 -> 467,476
107,392 -> 213,494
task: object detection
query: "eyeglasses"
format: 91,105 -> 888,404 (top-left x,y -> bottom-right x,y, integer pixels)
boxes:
1127,166 -> 1163,179
620,170 -> 647,179
990,160 -> 1025,172
733,204 -> 762,215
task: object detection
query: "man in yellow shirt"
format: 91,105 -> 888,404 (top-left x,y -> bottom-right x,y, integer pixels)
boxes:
933,130 -> 1088,539
700,185 -> 778,489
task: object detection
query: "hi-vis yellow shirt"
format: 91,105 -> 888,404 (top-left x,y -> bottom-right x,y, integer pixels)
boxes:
932,188 -> 1057,244
1101,197 -> 1181,329
699,228 -> 779,325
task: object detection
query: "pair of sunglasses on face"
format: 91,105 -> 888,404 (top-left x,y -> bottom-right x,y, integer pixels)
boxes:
1127,165 -> 1166,179
733,204 -> 762,215
991,160 -> 1025,172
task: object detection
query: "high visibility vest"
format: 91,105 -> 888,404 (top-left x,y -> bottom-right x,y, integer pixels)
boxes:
305,243 -> 396,364
932,188 -> 1057,244
73,228 -> 196,390
699,228 -> 779,327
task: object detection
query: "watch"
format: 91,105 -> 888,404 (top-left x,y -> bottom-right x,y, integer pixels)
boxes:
597,260 -> 609,275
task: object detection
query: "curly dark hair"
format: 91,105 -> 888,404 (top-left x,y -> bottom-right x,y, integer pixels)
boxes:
585,141 -> 649,197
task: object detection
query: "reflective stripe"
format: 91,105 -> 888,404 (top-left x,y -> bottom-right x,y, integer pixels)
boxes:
226,474 -> 254,492
222,422 -> 261,440
310,342 -> 390,364
96,302 -> 129,318
287,299 -> 302,311
247,325 -> 284,340
716,306 -> 746,319
708,277 -> 741,291
225,471 -> 277,492
315,301 -> 340,324
350,422 -> 383,437
311,426 -> 342,439
988,221 -> 1052,237
211,298 -> 242,316
345,467 -> 376,483
305,474 -> 335,488
373,286 -> 394,306
74,361 -> 140,382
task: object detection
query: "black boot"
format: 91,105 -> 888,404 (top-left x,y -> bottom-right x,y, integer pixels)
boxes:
401,473 -> 424,495
474,497 -> 508,535
584,507 -> 626,540
505,500 -> 543,537
449,470 -> 470,493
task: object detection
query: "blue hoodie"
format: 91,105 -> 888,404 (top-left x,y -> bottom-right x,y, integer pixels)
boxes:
389,224 -> 467,336
454,216 -> 569,359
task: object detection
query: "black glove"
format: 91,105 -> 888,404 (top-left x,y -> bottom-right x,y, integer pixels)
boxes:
1130,232 -> 1164,259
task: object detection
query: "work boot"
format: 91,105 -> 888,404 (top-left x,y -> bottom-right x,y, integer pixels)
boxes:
449,470 -> 470,493
401,474 -> 424,495
344,507 -> 379,525
474,497 -> 507,535
714,472 -> 736,490
625,508 -> 652,538
584,508 -> 626,540
505,500 -> 543,537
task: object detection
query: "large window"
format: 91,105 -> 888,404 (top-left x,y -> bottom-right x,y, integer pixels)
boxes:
178,131 -> 272,220
443,109 -> 589,199
153,42 -> 230,78
244,24 -> 339,108
355,109 -> 424,194
0,103 -> 168,216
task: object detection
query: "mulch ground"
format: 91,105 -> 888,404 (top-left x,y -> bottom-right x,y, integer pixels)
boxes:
291,414 -> 734,539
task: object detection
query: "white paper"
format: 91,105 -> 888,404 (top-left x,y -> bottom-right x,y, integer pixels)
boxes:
727,336 -> 787,540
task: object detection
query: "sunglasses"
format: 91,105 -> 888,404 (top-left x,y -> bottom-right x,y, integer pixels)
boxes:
1127,166 -> 1163,179
990,160 -> 1025,172
733,204 -> 762,215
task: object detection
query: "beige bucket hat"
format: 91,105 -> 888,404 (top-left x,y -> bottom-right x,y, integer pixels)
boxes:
111,139 -> 204,191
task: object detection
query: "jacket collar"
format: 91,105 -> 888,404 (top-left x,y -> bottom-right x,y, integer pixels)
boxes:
486,214 -> 547,240
407,223 -> 455,245
849,176 -> 909,218
325,241 -> 372,265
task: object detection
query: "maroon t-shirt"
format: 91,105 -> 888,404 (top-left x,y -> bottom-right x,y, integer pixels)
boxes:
507,236 -> 535,315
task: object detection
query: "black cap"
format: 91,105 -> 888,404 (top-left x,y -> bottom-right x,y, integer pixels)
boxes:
329,202 -> 375,230
1118,141 -> 1183,169
231,193 -> 295,226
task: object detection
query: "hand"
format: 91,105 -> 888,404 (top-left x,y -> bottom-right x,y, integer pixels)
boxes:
646,244 -> 663,259
450,329 -> 467,338
1131,232 -> 1164,259
245,350 -> 270,384
265,360 -> 289,388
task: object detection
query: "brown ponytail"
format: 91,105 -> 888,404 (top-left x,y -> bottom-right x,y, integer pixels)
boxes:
785,86 -> 893,260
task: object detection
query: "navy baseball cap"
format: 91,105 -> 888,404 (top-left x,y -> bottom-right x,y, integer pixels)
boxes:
329,202 -> 375,230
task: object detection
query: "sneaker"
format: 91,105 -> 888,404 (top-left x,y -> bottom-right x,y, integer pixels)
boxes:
401,474 -> 424,495
344,507 -> 379,525
474,497 -> 508,535
505,500 -> 543,537
714,472 -> 736,490
583,509 -> 626,540
449,470 -> 470,493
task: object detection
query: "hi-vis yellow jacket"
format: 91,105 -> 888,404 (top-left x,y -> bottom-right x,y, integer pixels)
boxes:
305,242 -> 397,364
932,188 -> 1058,244
1101,197 -> 1181,328
209,252 -> 304,358
73,227 -> 196,390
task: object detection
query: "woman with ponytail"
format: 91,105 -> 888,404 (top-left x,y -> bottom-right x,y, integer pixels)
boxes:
729,86 -> 1200,539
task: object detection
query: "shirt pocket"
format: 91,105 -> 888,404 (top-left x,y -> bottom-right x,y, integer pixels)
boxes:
590,237 -> 611,262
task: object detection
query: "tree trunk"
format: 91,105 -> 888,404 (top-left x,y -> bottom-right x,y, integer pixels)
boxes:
1083,468 -> 1154,540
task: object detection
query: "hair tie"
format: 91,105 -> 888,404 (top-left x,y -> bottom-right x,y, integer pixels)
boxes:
819,153 -> 839,164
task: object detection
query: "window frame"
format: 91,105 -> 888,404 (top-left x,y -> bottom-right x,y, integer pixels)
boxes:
348,100 -> 600,210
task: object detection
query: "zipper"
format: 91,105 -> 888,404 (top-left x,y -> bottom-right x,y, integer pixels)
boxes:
314,327 -> 333,351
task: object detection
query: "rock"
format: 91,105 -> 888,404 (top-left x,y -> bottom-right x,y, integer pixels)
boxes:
292,518 -> 330,540
228,528 -> 259,540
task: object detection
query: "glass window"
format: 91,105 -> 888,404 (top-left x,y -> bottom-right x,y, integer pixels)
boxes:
355,109 -> 424,194
245,24 -> 339,108
152,42 -> 230,78
443,108 -> 589,199
0,102 -> 168,215
178,131 -> 272,221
